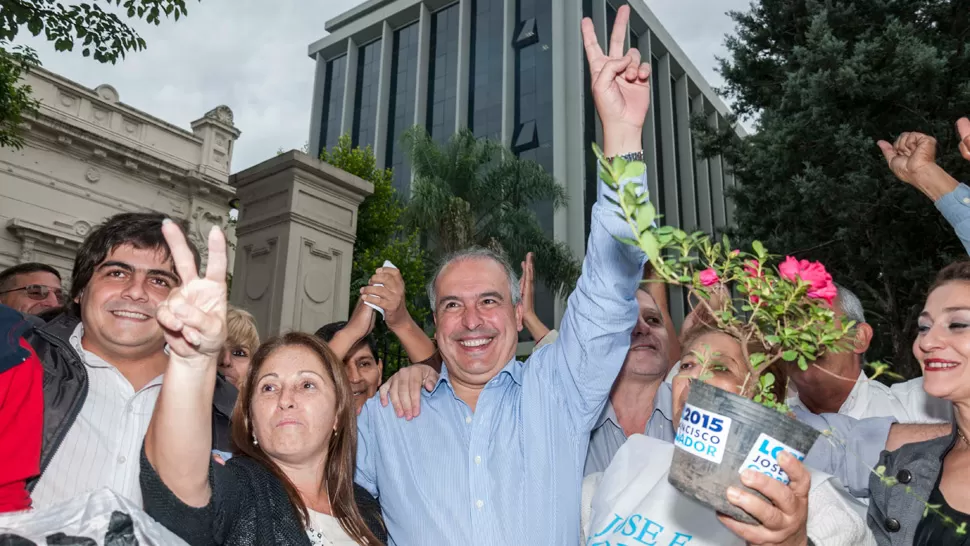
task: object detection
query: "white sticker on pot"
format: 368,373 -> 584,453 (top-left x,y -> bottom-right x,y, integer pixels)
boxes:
674,403 -> 733,464
739,433 -> 807,485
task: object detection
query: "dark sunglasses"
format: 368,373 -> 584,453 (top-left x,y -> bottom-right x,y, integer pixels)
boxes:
0,284 -> 66,304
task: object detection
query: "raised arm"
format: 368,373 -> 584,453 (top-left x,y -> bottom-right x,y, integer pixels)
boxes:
145,221 -> 228,508
878,127 -> 970,254
520,252 -> 551,343
534,5 -> 650,431
361,267 -> 439,370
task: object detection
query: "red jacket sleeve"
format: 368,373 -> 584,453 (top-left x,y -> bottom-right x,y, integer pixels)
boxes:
0,338 -> 43,513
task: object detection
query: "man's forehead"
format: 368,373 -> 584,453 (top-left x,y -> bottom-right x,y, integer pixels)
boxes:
102,244 -> 175,270
636,289 -> 660,313
437,258 -> 511,296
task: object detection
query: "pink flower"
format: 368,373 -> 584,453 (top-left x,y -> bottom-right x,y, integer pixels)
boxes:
743,259 -> 762,278
750,295 -> 761,305
699,268 -> 720,287
730,249 -> 741,257
779,256 -> 836,306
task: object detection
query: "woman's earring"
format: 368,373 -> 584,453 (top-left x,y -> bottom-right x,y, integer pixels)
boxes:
252,434 -> 258,446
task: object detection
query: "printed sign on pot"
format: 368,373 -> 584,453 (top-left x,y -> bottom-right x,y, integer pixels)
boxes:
674,403 -> 733,464
740,433 -> 807,485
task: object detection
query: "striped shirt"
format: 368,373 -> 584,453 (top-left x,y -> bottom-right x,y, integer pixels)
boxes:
31,324 -> 163,508
354,170 -> 648,545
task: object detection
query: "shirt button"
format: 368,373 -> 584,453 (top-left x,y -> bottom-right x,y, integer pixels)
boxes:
465,416 -> 472,424
896,469 -> 912,484
885,517 -> 901,532
117,455 -> 127,464
475,500 -> 484,509
474,455 -> 482,465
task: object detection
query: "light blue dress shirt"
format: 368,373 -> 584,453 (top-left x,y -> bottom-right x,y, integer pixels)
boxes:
354,170 -> 648,546
584,381 -> 675,476
935,182 -> 970,255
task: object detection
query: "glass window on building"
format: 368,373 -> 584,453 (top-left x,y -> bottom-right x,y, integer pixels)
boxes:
469,0 -> 504,140
515,0 -> 555,335
352,39 -> 382,151
427,3 -> 461,143
319,55 -> 347,155
387,22 -> 420,197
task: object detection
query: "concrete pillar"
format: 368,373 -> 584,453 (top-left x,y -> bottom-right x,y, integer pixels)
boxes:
692,94 -> 713,235
373,22 -> 394,167
455,0 -> 473,131
412,4 -> 432,188
657,53 -> 679,228
591,0 -> 607,149
639,30 -> 660,208
229,151 -> 373,338
708,112 -> 727,232
552,0 -> 587,326
674,74 -> 696,230
725,169 -> 736,226
308,53 -> 327,158
340,37 -> 359,139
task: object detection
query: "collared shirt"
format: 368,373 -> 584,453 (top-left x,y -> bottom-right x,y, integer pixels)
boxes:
584,381 -> 675,476
354,170 -> 648,546
31,324 -> 163,508
935,182 -> 970,255
787,370 -> 912,421
890,377 -> 952,424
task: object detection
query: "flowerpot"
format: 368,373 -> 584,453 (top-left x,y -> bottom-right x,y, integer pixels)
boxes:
667,379 -> 821,524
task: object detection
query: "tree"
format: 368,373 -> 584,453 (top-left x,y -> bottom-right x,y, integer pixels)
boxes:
694,0 -> 970,378
319,135 -> 428,378
403,126 -> 582,299
0,0 -> 195,148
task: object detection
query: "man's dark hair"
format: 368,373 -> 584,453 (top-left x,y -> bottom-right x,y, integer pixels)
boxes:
0,262 -> 62,291
314,321 -> 379,362
69,212 -> 199,315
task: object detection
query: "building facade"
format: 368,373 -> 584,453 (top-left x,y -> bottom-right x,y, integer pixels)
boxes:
0,67 -> 240,288
307,0 -> 744,326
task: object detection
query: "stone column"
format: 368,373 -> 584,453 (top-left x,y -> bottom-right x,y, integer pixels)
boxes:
229,151 -> 373,339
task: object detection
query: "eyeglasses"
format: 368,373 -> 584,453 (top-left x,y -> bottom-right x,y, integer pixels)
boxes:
0,284 -> 66,304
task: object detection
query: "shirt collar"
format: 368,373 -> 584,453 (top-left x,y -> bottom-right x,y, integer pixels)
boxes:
594,381 -> 674,431
430,357 -> 523,396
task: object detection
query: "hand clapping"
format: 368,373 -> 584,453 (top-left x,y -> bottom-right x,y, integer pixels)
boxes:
156,220 -> 229,365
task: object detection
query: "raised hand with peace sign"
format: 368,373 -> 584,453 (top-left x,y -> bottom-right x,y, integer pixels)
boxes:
155,219 -> 229,366
581,4 -> 651,157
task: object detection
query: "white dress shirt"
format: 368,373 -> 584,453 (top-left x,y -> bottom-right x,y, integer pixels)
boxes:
31,324 -> 163,508
889,377 -> 952,424
787,371 -> 912,421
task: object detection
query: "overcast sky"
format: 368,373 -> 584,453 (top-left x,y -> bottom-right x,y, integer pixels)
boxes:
16,0 -> 751,172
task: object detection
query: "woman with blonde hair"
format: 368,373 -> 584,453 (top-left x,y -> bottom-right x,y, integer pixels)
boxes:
219,305 -> 259,389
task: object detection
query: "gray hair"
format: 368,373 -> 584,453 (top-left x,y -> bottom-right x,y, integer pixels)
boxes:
834,283 -> 866,324
427,247 -> 521,312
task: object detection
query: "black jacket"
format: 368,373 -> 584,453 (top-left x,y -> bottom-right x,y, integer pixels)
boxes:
24,312 -> 238,491
141,447 -> 387,545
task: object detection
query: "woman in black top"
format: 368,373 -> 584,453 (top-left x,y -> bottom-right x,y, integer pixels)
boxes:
141,222 -> 384,545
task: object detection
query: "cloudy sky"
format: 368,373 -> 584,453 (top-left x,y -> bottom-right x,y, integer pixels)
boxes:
16,0 -> 750,172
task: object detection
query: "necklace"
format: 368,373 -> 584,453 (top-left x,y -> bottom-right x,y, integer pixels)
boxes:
306,524 -> 335,546
958,428 -> 970,448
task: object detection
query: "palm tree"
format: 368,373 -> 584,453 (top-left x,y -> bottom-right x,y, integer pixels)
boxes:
402,126 -> 581,299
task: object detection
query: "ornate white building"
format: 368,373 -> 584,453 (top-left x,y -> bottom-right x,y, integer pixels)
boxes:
0,66 -> 241,287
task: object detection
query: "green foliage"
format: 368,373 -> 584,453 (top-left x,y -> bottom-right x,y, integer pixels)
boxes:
692,0 -> 970,378
597,145 -> 856,413
0,0 -> 194,63
402,126 -> 581,299
0,41 -> 39,149
0,0 -> 196,149
319,134 -> 428,328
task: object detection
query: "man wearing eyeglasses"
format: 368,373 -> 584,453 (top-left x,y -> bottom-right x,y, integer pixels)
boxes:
0,263 -> 65,315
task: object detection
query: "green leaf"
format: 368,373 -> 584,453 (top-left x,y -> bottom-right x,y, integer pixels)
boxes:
639,231 -> 660,259
781,350 -> 797,361
623,161 -> 646,181
760,372 -> 775,387
612,235 -> 639,247
749,352 -> 766,367
752,240 -> 764,257
798,354 -> 808,370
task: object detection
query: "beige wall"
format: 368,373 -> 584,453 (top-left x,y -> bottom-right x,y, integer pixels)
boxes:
0,67 -> 241,289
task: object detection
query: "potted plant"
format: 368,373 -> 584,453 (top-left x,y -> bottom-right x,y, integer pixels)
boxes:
596,146 -> 857,523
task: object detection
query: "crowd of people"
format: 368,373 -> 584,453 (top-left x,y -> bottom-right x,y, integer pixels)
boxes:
1,4 -> 970,545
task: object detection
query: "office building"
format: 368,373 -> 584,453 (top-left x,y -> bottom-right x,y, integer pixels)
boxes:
307,0 -> 745,326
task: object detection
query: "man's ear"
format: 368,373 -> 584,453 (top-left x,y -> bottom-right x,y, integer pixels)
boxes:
377,358 -> 384,376
514,301 -> 524,332
853,323 -> 874,354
